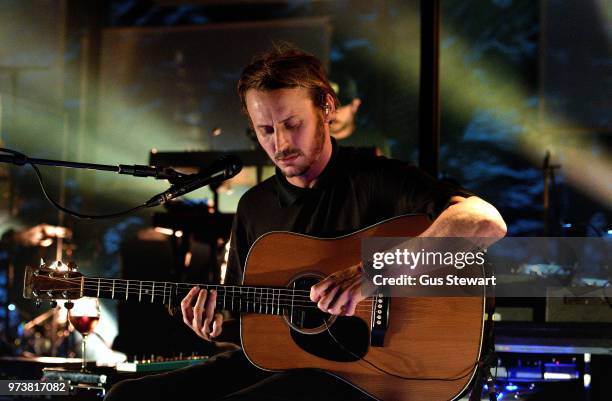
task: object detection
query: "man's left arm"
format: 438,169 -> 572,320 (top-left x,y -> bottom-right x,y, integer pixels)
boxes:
420,195 -> 507,243
311,196 -> 506,315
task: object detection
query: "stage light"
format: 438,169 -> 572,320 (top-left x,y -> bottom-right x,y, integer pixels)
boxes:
154,227 -> 174,236
584,373 -> 591,388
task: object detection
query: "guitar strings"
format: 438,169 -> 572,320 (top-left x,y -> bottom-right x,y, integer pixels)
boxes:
41,282 -> 374,305
39,288 -> 372,312
36,276 -> 379,312
42,281 -> 363,304
43,286 -> 375,313
42,276 -> 373,302
38,282 -> 376,313
49,276 -> 332,296
60,276 -> 318,293
39,276 -> 376,308
72,275 -> 376,296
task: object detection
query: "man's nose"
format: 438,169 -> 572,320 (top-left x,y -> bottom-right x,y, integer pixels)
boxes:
274,128 -> 291,151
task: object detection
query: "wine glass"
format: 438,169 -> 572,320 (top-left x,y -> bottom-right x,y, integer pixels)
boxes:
68,298 -> 100,372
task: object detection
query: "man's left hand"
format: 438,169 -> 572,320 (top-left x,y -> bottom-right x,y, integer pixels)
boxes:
310,264 -> 373,316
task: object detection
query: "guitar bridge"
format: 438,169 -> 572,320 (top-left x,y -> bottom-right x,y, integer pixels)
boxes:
370,293 -> 389,347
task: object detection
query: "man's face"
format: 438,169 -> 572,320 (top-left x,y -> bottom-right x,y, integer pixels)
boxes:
245,87 -> 328,180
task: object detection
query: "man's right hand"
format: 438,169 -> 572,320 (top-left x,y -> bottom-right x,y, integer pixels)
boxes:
181,287 -> 224,341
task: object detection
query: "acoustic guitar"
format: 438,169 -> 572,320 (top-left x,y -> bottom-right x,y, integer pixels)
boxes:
24,214 -> 486,401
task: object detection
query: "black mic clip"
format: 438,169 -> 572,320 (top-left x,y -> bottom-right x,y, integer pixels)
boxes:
118,164 -> 185,181
145,155 -> 242,208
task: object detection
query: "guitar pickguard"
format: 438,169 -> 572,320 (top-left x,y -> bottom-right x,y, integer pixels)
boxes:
281,274 -> 370,362
289,316 -> 369,362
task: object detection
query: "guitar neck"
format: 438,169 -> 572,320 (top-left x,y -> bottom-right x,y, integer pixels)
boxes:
81,277 -> 305,316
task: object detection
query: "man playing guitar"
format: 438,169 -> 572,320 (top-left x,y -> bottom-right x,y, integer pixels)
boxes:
106,45 -> 506,401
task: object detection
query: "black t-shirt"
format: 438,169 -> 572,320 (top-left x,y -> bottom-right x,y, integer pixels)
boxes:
225,139 -> 470,285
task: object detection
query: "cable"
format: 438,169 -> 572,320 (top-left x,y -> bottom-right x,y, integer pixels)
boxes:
1,147 -> 147,219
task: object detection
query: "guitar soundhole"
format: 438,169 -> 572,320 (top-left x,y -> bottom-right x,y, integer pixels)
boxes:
284,274 -> 334,334
283,273 -> 369,362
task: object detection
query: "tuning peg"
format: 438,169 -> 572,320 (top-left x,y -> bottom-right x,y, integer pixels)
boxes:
39,258 -> 46,268
64,301 -> 74,310
50,301 -> 58,308
35,299 -> 42,308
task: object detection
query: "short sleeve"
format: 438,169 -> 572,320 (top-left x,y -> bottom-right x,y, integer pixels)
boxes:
373,160 -> 473,220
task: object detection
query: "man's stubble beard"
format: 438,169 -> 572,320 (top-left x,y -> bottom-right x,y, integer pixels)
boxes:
280,117 -> 326,179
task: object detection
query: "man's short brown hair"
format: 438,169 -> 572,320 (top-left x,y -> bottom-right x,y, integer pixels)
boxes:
237,44 -> 339,115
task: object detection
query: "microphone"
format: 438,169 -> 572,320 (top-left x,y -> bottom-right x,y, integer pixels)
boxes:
146,155 -> 242,207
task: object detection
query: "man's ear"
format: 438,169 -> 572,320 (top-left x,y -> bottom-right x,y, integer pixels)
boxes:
323,93 -> 337,123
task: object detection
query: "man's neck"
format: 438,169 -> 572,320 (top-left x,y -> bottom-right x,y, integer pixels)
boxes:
286,137 -> 333,189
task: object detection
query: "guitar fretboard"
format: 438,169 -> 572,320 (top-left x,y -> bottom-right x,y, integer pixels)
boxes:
81,278 -> 309,316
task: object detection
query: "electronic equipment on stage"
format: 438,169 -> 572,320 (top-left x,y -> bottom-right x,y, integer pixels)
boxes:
43,366 -> 107,394
546,287 -> 612,323
116,354 -> 208,372
473,353 -> 586,401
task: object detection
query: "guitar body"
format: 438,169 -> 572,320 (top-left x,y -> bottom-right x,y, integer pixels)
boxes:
240,215 -> 485,401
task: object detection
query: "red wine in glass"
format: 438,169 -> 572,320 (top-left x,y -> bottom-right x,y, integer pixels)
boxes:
70,315 -> 100,335
68,298 -> 100,371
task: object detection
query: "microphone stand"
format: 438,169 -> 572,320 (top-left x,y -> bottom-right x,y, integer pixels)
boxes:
0,149 -> 208,219
0,152 -> 185,181
0,149 -> 241,218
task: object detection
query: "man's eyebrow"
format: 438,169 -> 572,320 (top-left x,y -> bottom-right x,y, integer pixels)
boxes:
255,115 -> 299,128
280,115 -> 298,123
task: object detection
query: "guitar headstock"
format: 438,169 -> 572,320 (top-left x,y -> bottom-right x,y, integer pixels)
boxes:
23,260 -> 84,302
